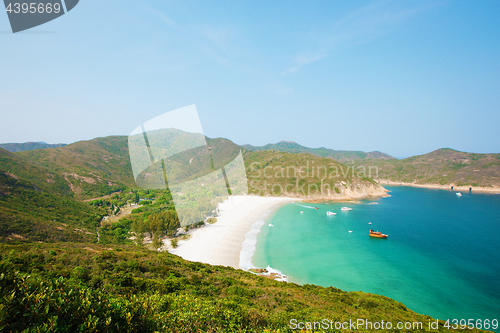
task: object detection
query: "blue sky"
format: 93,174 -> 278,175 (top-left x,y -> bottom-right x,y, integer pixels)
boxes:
1,0 -> 499,158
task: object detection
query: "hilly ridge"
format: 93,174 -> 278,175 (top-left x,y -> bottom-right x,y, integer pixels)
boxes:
352,148 -> 500,188
13,135 -> 386,201
242,141 -> 395,162
0,142 -> 66,152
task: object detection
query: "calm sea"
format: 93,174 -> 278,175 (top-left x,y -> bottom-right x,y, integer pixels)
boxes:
253,186 -> 500,325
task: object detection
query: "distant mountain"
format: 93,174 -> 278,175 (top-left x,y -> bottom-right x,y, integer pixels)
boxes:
352,148 -> 500,188
0,142 -> 67,152
242,141 -> 395,162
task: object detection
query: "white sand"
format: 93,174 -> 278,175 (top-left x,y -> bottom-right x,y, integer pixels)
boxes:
168,195 -> 298,269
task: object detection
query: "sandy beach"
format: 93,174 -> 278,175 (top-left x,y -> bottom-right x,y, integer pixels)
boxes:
377,179 -> 500,193
167,195 -> 298,269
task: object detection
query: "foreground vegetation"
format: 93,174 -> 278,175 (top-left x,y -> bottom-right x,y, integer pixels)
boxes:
0,242 -> 482,332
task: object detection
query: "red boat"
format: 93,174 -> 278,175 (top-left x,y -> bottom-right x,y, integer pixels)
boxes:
369,230 -> 388,238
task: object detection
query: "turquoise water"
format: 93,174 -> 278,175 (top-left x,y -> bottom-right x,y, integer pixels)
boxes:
254,186 -> 500,324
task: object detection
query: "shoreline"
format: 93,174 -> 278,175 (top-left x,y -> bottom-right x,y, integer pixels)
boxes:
167,195 -> 298,269
376,179 -> 500,193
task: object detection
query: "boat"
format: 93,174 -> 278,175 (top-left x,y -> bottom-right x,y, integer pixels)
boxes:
369,230 -> 388,238
314,207 -> 319,209
341,207 -> 352,211
300,211 -> 303,214
268,223 -> 274,227
326,211 -> 336,216
348,231 -> 353,233
368,222 -> 372,225
456,192 -> 462,197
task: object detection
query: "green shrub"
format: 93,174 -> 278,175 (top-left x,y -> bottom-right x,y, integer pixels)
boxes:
171,238 -> 178,248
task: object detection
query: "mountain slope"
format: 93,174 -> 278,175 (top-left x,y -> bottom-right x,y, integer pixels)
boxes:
17,135 -> 245,200
0,142 -> 66,152
0,148 -> 72,197
242,141 -> 394,162
18,136 -> 133,199
352,148 -> 500,188
0,149 -> 103,242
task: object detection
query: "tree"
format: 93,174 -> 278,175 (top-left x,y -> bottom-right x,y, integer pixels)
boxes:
152,234 -> 163,250
170,238 -> 178,248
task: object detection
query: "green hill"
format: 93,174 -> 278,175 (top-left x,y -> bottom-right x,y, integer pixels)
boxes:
0,141 -> 66,152
352,148 -> 500,188
244,149 -> 386,199
0,148 -> 72,197
18,136 -> 133,199
242,141 -> 395,162
0,149 -> 103,242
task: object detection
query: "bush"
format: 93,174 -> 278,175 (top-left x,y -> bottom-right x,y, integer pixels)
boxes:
0,270 -> 157,332
171,238 -> 178,248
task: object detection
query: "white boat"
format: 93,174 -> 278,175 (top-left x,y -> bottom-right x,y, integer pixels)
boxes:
341,207 -> 352,211
456,192 -> 462,197
368,222 -> 372,225
326,211 -> 336,216
348,231 -> 353,233
300,211 -> 304,214
268,223 -> 274,227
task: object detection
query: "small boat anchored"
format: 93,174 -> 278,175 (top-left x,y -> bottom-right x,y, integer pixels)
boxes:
326,211 -> 337,216
369,230 -> 388,238
341,207 -> 352,211
456,192 -> 462,197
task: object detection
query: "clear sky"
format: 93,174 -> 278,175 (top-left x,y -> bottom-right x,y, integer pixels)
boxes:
1,0 -> 499,158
